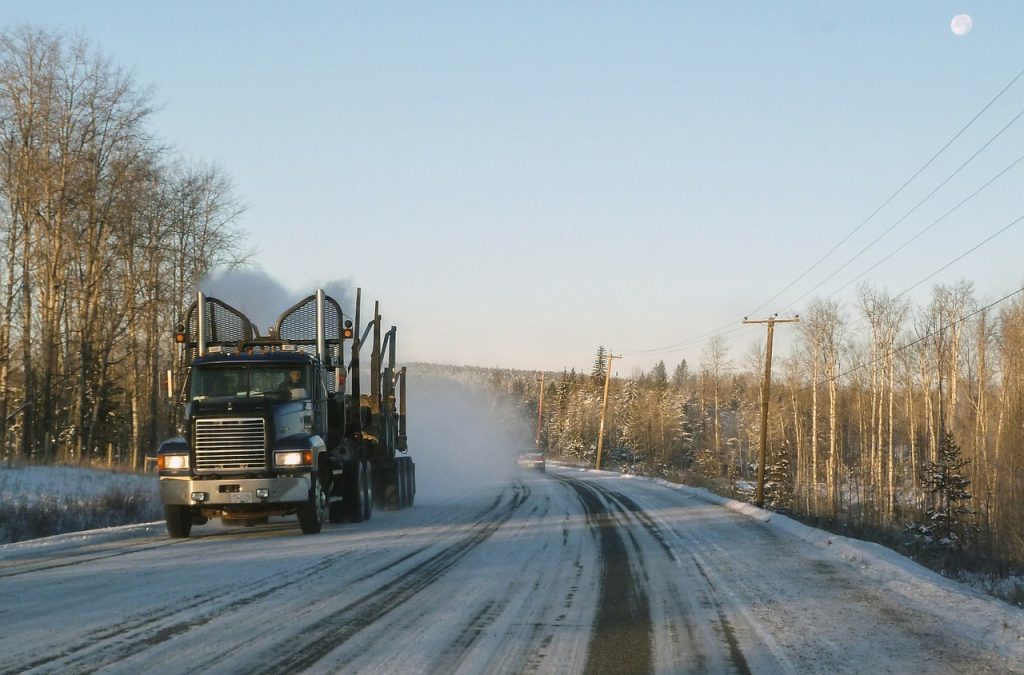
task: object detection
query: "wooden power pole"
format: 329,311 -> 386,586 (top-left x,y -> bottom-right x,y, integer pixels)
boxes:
595,353 -> 621,470
535,372 -> 545,447
743,315 -> 800,507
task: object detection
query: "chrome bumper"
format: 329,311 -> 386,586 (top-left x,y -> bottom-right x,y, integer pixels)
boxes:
160,475 -> 311,506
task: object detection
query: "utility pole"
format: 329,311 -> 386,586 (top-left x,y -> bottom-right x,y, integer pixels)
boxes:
743,315 -> 800,507
595,352 -> 621,470
535,372 -> 545,448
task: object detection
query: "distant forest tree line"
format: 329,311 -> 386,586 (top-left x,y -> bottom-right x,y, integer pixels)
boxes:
0,27 -> 246,467
485,282 -> 1024,568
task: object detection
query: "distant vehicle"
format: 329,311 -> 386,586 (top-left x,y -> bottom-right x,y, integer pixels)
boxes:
518,452 -> 546,472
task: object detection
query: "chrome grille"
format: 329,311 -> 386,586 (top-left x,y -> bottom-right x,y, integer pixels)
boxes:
194,417 -> 266,471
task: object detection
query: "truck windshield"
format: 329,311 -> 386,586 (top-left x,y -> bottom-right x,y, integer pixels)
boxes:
191,365 -> 308,401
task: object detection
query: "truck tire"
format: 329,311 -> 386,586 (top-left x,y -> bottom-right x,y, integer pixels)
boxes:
395,462 -> 407,510
345,460 -> 366,523
328,474 -> 346,524
298,477 -> 327,534
403,458 -> 411,508
398,457 -> 416,508
372,467 -> 386,509
165,505 -> 193,538
385,463 -> 401,511
361,460 -> 373,521
399,458 -> 411,508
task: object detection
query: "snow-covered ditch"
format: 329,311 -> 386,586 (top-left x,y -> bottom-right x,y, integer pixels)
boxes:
0,464 -> 161,544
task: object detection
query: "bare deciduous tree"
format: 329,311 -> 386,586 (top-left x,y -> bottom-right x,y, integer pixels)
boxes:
0,26 -> 246,465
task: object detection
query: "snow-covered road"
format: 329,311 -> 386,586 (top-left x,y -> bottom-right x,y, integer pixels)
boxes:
2,465 -> 1024,674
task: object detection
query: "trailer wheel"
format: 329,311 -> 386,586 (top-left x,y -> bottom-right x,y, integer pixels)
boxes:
385,463 -> 401,511
345,461 -> 366,523
401,458 -> 413,508
298,478 -> 327,534
395,462 -> 407,510
372,466 -> 386,509
361,460 -> 373,521
165,505 -> 193,538
399,457 -> 415,508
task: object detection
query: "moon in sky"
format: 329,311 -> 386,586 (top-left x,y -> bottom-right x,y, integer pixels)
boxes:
951,13 -> 973,36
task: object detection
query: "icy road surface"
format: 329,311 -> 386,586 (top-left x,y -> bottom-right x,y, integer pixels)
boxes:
2,467 -> 1024,674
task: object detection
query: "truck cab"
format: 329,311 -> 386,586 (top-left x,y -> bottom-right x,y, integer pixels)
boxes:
158,351 -> 333,536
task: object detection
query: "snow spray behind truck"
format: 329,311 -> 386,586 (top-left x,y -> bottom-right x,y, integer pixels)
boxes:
156,288 -> 414,537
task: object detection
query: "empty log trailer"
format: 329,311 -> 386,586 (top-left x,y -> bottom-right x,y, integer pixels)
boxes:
155,289 -> 414,537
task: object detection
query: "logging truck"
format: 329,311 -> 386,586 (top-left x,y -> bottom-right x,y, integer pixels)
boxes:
155,289 -> 414,537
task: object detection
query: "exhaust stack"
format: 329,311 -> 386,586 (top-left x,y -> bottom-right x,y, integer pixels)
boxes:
316,288 -> 327,364
197,291 -> 207,357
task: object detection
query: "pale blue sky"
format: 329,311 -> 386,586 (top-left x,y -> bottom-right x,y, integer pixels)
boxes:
6,2 -> 1024,372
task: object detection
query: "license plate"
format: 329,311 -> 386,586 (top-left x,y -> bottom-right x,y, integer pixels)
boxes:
230,492 -> 254,503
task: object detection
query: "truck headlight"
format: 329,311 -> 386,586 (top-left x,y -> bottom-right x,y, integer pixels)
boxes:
158,454 -> 189,471
274,450 -> 312,467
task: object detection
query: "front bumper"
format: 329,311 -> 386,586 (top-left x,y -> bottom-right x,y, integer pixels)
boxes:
160,475 -> 311,506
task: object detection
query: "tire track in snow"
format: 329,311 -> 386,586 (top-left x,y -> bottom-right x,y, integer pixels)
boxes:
0,537 -> 184,579
3,549 -> 346,675
18,489 -> 519,675
0,517 -> 442,675
425,488 -> 574,675
242,482 -> 532,675
601,487 -> 752,675
0,522 -> 298,579
423,492 -> 548,674
560,477 -> 653,675
561,475 -> 757,675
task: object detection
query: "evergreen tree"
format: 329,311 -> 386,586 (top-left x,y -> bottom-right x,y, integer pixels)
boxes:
617,378 -> 642,470
694,446 -> 720,482
671,359 -> 689,392
591,346 -> 607,385
650,360 -> 668,392
911,431 -> 974,550
764,443 -> 794,512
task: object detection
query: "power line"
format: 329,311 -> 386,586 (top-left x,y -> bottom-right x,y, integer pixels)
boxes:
628,206 -> 1022,367
621,64 -> 1024,364
781,102 -> 1024,310
892,213 -> 1024,300
790,210 -> 1024,373
623,322 -> 753,357
746,63 -> 1024,318
732,211 -> 1023,377
826,150 -> 1024,298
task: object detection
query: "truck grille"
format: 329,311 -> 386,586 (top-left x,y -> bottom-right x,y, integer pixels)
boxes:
194,418 -> 267,471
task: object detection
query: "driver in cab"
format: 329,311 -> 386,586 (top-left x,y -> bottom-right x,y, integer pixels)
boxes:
278,369 -> 306,400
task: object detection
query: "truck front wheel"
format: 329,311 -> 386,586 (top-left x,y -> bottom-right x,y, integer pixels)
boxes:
165,505 -> 193,538
298,478 -> 327,534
